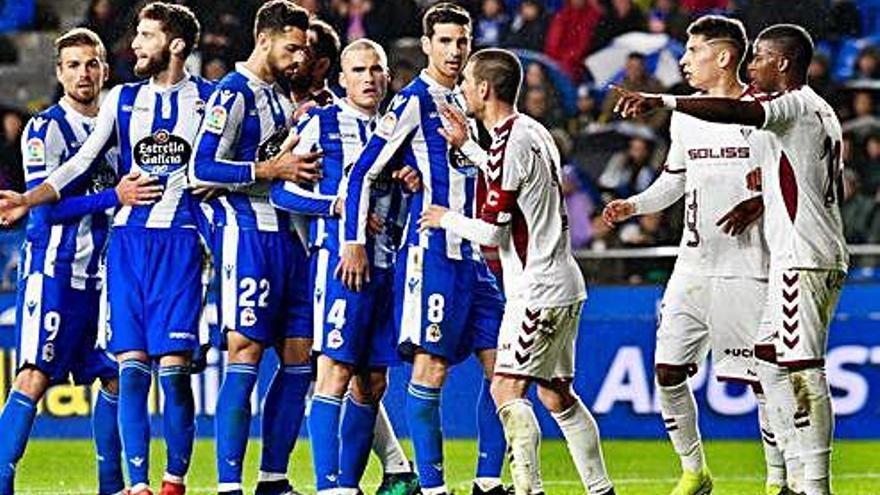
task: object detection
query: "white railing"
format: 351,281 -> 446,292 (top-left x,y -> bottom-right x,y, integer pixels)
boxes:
572,244 -> 880,259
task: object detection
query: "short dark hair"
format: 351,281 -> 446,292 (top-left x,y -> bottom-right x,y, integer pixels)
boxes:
55,27 -> 106,63
254,0 -> 310,40
423,2 -> 471,39
687,15 -> 748,64
309,19 -> 341,67
470,48 -> 522,105
757,23 -> 814,80
627,51 -> 646,61
138,2 -> 200,57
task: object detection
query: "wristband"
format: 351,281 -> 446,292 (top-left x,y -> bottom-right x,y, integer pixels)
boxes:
661,94 -> 677,110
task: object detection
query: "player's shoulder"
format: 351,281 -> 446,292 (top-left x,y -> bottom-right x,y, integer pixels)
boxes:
215,71 -> 251,96
188,74 -> 217,98
25,104 -> 65,138
508,113 -> 551,149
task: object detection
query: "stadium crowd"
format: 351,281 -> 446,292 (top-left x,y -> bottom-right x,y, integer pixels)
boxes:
0,0 -> 878,284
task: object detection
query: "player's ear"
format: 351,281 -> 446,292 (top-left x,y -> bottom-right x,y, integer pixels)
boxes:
169,38 -> 185,57
778,56 -> 790,74
338,70 -> 348,92
420,36 -> 431,57
102,62 -> 110,83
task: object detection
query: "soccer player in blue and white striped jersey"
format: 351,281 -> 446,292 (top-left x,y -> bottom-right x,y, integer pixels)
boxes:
190,2 -> 319,494
339,5 -> 508,495
0,27 -> 161,495
270,38 -> 415,495
0,5 -> 214,495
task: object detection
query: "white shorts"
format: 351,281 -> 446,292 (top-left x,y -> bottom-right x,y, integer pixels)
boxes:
756,268 -> 844,367
495,298 -> 583,382
655,272 -> 767,382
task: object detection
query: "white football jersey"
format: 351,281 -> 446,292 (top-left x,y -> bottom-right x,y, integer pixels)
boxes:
481,113 -> 586,306
668,101 -> 770,278
752,85 -> 849,272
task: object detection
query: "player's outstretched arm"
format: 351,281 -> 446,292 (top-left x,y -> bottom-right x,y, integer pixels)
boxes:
419,205 -> 508,247
612,85 -> 765,127
45,172 -> 162,224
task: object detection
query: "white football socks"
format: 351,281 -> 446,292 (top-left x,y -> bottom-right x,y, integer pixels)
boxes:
658,380 -> 705,473
498,399 -> 542,495
757,359 -> 805,493
791,367 -> 833,495
372,402 -> 411,474
551,396 -> 614,495
756,390 -> 787,487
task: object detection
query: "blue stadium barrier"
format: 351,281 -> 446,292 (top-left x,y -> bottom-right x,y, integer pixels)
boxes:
0,284 -> 878,439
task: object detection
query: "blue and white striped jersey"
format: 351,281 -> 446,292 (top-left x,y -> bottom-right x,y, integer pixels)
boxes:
20,99 -> 120,290
269,99 -> 408,269
191,63 -> 295,232
44,73 -> 214,230
343,71 -> 479,261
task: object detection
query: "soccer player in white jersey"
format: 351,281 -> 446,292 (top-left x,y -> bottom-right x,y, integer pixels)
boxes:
421,48 -> 615,495
339,5 -> 509,495
190,2 -> 323,494
0,4 -> 213,495
603,16 -> 792,495
615,23 -> 849,495
0,27 -> 160,495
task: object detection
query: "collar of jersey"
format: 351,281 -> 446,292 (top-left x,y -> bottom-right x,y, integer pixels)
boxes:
419,69 -> 458,93
338,97 -> 377,121
236,62 -> 274,88
491,112 -> 519,137
147,70 -> 191,93
58,98 -> 96,125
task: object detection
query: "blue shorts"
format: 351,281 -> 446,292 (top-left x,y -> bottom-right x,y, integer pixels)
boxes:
16,273 -> 117,385
311,248 -> 399,369
106,227 -> 203,357
396,246 -> 504,365
214,227 -> 311,346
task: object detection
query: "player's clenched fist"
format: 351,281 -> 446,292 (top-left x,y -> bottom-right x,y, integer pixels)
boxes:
255,131 -> 323,183
115,172 -> 163,206
602,199 -> 636,226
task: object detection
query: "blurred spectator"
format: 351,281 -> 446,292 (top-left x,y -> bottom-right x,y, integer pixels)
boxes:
523,62 -> 563,110
0,0 -> 35,33
505,0 -> 550,52
203,58 -> 229,81
598,136 -> 656,198
647,0 -> 689,42
859,132 -> 880,194
738,0 -> 828,43
562,165 -> 597,249
0,110 -> 24,193
390,60 -> 418,96
522,87 -> 564,128
841,169 -> 876,243
677,0 -> 726,13
544,0 -> 603,80
325,0 -> 419,46
843,90 -> 880,140
853,47 -> 880,80
81,0 -> 125,49
592,0 -> 647,53
599,52 -> 667,129
827,0 -> 862,40
475,0 -> 510,47
568,84 -> 598,136
808,53 -> 840,103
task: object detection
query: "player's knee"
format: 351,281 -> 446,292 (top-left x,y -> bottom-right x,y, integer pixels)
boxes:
490,374 -> 529,406
100,376 -> 120,396
411,352 -> 448,387
315,357 -> 354,396
14,367 -> 49,400
536,379 -> 575,413
655,365 -> 688,387
278,337 -> 312,365
116,350 -> 148,365
350,371 -> 387,404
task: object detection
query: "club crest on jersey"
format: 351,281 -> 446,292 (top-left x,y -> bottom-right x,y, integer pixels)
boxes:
240,307 -> 257,327
258,129 -> 290,161
376,112 -> 397,139
425,323 -> 442,343
25,138 -> 45,166
134,129 -> 191,176
327,329 -> 344,349
205,105 -> 228,134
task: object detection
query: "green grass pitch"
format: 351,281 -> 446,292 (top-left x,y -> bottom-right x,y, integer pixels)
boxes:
13,439 -> 880,494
